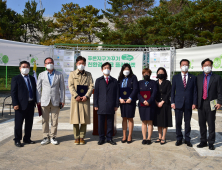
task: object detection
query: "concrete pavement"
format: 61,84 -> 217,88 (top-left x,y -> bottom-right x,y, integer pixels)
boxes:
1,106 -> 222,169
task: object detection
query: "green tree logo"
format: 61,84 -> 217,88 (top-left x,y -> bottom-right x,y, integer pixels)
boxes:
2,55 -> 9,64
213,57 -> 221,69
121,54 -> 134,61
30,57 -> 38,65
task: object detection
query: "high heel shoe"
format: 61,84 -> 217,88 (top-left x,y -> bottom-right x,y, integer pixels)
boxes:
155,139 -> 161,143
160,139 -> 166,145
127,137 -> 132,144
121,139 -> 127,143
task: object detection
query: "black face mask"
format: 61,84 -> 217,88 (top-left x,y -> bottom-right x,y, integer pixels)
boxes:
144,75 -> 150,81
157,74 -> 166,80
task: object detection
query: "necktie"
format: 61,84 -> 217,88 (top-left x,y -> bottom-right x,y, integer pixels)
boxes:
145,81 -> 148,86
123,78 -> 127,87
183,74 -> 186,88
203,75 -> 208,100
106,77 -> 108,84
25,76 -> 33,99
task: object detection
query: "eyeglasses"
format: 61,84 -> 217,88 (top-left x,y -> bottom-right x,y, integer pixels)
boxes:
45,62 -> 53,64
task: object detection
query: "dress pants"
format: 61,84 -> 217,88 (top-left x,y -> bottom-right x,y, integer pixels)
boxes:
73,124 -> 87,139
14,101 -> 35,142
42,101 -> 60,138
98,114 -> 114,141
198,99 -> 216,144
175,104 -> 192,142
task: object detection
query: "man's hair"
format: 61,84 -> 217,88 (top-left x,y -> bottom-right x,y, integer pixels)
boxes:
76,56 -> 86,63
44,57 -> 54,64
180,59 -> 190,66
101,62 -> 111,70
19,61 -> 30,67
201,58 -> 213,66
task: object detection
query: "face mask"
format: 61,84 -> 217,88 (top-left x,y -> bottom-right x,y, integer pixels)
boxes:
46,64 -> 54,70
181,65 -> 189,72
144,75 -> 150,81
157,74 -> 166,80
103,69 -> 111,75
21,68 -> 30,75
123,70 -> 130,76
203,66 -> 212,73
77,64 -> 85,71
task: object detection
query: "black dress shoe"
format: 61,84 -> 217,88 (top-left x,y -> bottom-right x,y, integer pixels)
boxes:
15,141 -> 24,147
147,140 -> 152,145
197,142 -> 208,148
209,144 -> 215,150
107,140 -> 117,145
98,140 -> 105,145
23,140 -> 35,144
121,139 -> 127,143
127,140 -> 132,144
160,140 -> 166,145
175,140 -> 183,146
185,141 -> 193,147
142,140 -> 147,145
155,139 -> 161,143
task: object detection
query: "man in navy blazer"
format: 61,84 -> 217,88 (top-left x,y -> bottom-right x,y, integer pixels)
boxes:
11,61 -> 37,147
94,62 -> 119,145
171,59 -> 197,147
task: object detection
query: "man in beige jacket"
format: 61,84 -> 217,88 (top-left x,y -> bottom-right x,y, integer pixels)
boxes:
68,56 -> 94,145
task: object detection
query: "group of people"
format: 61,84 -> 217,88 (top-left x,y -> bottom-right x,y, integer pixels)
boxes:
11,56 -> 222,151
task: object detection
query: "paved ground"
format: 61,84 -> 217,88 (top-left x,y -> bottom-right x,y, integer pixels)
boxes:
1,105 -> 222,169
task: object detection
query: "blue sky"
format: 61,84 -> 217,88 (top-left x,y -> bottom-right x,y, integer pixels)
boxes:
6,0 -> 159,17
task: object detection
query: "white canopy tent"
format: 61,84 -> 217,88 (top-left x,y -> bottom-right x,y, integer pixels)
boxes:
175,43 -> 222,72
0,39 -> 53,67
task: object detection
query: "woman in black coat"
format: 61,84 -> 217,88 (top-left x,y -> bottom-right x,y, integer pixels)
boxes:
138,68 -> 157,145
118,63 -> 138,144
153,67 -> 172,145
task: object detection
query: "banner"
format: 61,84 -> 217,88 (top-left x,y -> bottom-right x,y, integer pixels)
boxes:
53,49 -> 75,103
149,51 -> 172,81
81,51 -> 143,82
0,39 -> 52,67
176,43 -> 222,72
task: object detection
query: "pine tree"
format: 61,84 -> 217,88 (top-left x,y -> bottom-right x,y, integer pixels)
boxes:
0,0 -> 24,41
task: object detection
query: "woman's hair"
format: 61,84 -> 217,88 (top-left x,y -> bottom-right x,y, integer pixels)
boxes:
118,63 -> 134,81
142,68 -> 152,75
156,67 -> 167,80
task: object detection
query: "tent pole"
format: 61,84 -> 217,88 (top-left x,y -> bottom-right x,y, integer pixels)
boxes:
6,66 -> 7,88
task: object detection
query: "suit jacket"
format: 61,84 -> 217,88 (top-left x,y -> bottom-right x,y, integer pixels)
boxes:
94,75 -> 119,115
171,73 -> 197,109
197,73 -> 222,108
68,69 -> 94,124
118,74 -> 139,102
36,70 -> 65,107
138,80 -> 157,107
11,74 -> 37,110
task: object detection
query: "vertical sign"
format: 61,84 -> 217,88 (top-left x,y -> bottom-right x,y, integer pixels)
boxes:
149,51 -> 171,81
53,49 -> 75,103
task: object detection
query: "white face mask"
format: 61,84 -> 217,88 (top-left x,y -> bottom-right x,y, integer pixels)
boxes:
203,66 -> 212,73
123,70 -> 130,76
77,64 -> 85,71
21,68 -> 30,75
181,65 -> 189,72
46,64 -> 54,70
103,69 -> 111,75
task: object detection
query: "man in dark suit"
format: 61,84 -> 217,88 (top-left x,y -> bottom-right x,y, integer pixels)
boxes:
197,58 -> 222,150
11,61 -> 37,147
94,62 -> 119,145
171,59 -> 197,147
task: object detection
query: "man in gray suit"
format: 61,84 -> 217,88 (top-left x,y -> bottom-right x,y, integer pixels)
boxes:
37,57 -> 65,145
